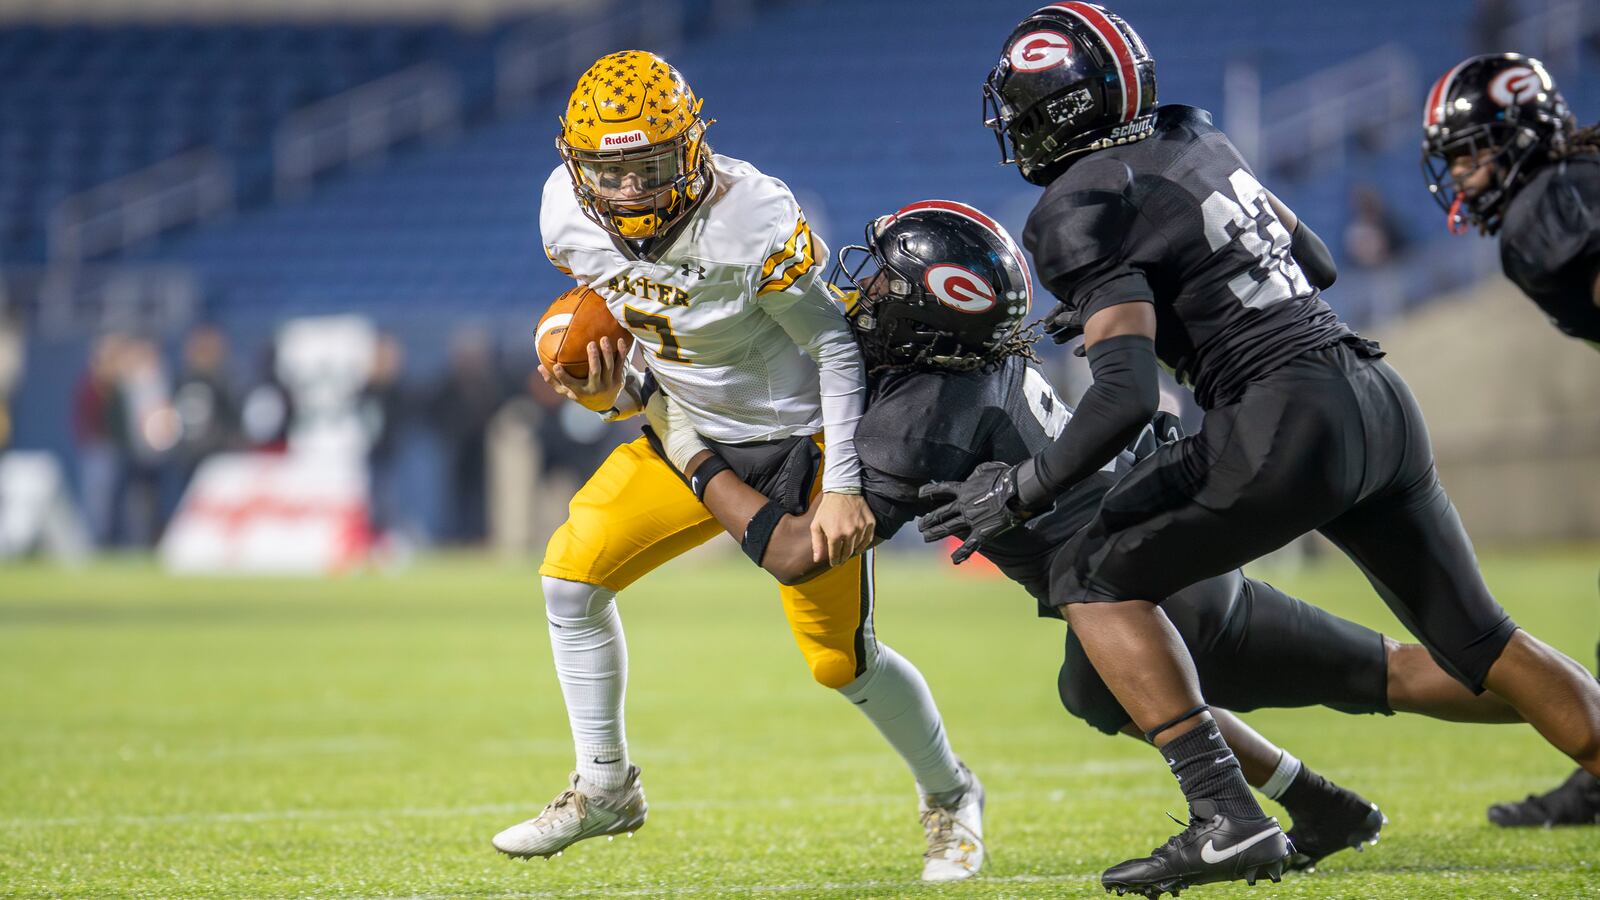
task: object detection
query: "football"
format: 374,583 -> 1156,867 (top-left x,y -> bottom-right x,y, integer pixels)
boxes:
536,285 -> 629,379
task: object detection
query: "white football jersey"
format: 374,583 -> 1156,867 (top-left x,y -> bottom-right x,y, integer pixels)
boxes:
540,153 -> 864,490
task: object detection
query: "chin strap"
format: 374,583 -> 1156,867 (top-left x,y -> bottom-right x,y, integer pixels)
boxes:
1447,193 -> 1471,235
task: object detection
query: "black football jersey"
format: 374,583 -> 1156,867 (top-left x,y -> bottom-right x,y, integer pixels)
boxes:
1023,105 -> 1352,409
854,356 -> 1158,606
1500,153 -> 1600,345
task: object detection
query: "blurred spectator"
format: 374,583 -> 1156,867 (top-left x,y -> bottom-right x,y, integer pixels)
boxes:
1472,0 -> 1519,54
0,312 -> 20,451
359,333 -> 414,539
72,334 -> 126,546
172,325 -> 239,483
1345,184 -> 1410,270
110,338 -> 177,547
429,327 -> 506,544
1344,184 -> 1413,324
240,344 -> 294,452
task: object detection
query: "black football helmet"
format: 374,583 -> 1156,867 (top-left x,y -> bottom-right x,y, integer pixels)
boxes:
982,3 -> 1157,184
831,200 -> 1032,372
1422,53 -> 1572,234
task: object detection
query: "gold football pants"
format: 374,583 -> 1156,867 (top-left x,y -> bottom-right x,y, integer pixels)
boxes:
541,436 -> 875,688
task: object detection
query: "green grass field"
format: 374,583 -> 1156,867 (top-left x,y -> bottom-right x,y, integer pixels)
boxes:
2,546 -> 1598,899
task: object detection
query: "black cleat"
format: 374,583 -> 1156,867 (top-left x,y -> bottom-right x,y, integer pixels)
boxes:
1487,768 -> 1600,828
1285,789 -> 1385,871
1101,800 -> 1289,899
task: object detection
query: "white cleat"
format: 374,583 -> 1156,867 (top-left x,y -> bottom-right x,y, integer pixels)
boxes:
491,766 -> 647,859
919,763 -> 986,882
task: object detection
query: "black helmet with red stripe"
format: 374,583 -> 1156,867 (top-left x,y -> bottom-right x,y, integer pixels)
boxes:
983,3 -> 1157,185
832,200 -> 1032,372
1422,53 -> 1572,234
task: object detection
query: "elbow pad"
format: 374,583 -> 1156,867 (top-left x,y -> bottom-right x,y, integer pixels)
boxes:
1290,220 -> 1337,290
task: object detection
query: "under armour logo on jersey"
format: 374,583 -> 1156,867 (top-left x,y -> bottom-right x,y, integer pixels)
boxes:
681,262 -> 706,280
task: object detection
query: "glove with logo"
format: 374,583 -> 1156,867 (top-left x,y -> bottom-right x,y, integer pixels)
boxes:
917,461 -> 1033,565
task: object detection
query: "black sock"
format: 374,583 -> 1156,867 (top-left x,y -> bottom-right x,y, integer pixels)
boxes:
1277,765 -> 1351,823
1159,721 -> 1265,821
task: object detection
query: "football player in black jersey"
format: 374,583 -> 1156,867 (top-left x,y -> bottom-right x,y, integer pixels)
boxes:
1422,53 -> 1600,827
907,4 -> 1600,896
650,200 -> 1547,876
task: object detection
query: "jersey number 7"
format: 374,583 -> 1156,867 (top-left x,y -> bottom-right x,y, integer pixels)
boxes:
624,306 -> 689,363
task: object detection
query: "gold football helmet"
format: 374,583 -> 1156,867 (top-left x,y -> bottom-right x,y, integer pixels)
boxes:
558,51 -> 711,240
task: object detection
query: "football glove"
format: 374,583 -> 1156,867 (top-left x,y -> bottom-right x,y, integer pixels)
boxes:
1041,301 -> 1084,345
917,461 -> 1031,565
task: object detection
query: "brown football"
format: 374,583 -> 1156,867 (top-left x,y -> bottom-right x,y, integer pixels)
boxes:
536,286 -> 629,379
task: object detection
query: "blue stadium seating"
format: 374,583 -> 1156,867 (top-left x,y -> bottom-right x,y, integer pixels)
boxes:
132,0 -> 1598,336
0,20 -> 515,261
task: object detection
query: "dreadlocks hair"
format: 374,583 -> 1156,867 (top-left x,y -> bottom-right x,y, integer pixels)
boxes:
866,321 -> 1042,377
1556,120 -> 1600,158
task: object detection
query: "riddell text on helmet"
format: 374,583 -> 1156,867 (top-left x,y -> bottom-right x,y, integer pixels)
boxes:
601,130 -> 650,148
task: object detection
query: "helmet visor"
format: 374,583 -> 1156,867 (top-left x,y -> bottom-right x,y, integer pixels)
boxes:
572,144 -> 683,207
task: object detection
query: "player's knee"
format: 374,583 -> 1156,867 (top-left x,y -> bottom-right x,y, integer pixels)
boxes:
809,648 -> 861,690
1058,660 -> 1129,736
543,575 -> 615,620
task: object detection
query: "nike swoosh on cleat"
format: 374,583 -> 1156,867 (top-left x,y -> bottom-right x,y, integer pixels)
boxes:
852,699 -> 869,705
1199,826 -> 1281,864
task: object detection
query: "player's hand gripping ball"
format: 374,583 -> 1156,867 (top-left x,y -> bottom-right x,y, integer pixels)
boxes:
537,286 -> 631,411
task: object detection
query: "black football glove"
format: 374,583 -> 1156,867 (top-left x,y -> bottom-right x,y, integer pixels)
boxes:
1041,302 -> 1084,345
917,461 -> 1031,565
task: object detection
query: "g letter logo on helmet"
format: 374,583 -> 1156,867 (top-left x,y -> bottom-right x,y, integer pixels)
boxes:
600,129 -> 650,149
925,265 -> 997,313
1009,31 -> 1074,72
1488,66 -> 1541,107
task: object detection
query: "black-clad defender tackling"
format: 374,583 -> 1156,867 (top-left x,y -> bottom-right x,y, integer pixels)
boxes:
650,201 -> 1534,873
1421,52 -> 1600,828
918,4 -> 1600,896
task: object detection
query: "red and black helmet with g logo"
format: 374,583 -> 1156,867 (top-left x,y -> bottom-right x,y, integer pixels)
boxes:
1421,53 -> 1572,234
833,201 -> 1032,372
983,3 -> 1158,185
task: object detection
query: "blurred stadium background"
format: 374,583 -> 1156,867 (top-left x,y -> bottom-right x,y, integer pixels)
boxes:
0,0 -> 1598,896
0,0 -> 1594,562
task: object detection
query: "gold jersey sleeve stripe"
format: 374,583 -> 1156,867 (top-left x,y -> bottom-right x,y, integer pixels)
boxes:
544,244 -> 573,276
758,221 -> 817,295
759,216 -> 809,280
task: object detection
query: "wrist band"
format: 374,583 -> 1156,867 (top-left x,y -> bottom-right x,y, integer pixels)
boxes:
690,455 -> 733,501
740,499 -> 786,565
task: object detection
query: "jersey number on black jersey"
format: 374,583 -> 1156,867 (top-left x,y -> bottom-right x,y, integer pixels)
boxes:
1201,169 -> 1313,310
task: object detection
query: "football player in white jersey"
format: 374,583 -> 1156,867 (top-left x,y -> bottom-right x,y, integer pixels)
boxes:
490,51 -> 985,882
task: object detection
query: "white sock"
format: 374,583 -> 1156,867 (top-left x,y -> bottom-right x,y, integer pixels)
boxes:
543,576 -> 630,790
1261,749 -> 1302,800
839,642 -> 966,799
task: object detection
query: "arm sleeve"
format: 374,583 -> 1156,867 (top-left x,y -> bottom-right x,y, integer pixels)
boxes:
754,195 -> 865,492
763,276 -> 866,492
1015,334 -> 1160,507
1289,219 -> 1337,290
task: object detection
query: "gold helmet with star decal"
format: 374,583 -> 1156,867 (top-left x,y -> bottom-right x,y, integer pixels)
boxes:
558,51 -> 712,241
